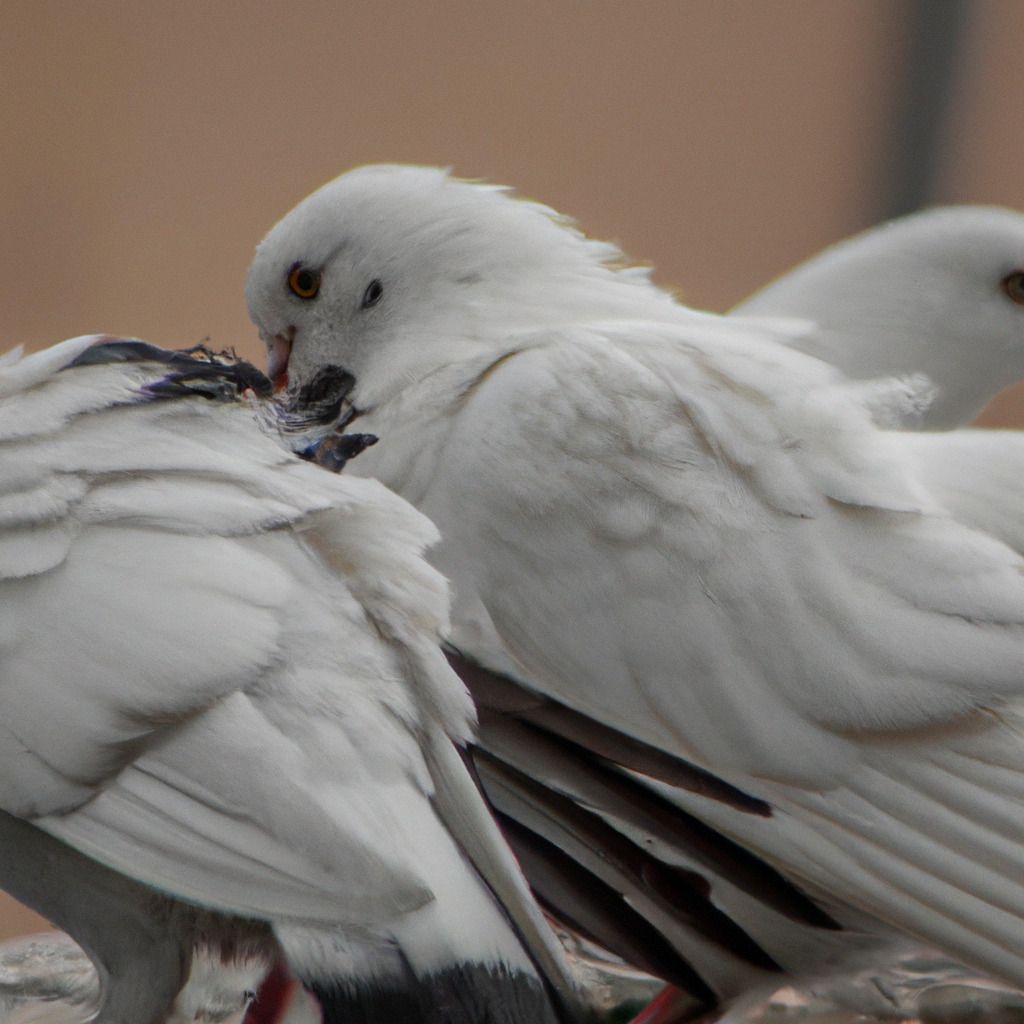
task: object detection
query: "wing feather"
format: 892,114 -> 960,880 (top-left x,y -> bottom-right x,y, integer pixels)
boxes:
42,689 -> 435,925
395,320 -> 1024,985
420,324 -> 1024,775
0,341 -> 472,934
899,429 -> 1024,555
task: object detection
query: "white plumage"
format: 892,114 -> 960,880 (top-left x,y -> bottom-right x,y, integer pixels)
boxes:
0,335 -> 572,1024
244,166 -> 1024,1010
731,206 -> 1024,429
731,205 -> 1024,670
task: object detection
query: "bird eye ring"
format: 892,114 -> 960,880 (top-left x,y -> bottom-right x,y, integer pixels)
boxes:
361,279 -> 384,309
288,266 -> 321,299
1002,271 -> 1024,305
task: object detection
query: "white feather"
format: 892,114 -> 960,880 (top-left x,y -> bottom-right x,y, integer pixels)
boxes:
731,206 -> 1024,429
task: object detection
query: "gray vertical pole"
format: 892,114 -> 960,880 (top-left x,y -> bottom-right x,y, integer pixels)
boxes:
881,0 -> 973,221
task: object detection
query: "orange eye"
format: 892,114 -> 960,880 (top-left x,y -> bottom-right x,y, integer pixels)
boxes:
288,266 -> 320,299
1003,271 -> 1024,305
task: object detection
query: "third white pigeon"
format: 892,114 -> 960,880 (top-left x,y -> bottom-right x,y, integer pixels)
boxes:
731,206 -> 1024,429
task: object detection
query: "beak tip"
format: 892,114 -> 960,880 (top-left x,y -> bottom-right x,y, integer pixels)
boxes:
267,334 -> 293,392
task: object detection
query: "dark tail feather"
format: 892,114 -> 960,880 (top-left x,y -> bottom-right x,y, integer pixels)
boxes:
310,963 -> 562,1024
476,708 -> 838,931
494,813 -> 717,1012
450,651 -> 768,815
473,748 -> 780,971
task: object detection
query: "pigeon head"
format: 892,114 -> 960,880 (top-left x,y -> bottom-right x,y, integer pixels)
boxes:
245,165 -> 674,412
733,206 -> 1024,428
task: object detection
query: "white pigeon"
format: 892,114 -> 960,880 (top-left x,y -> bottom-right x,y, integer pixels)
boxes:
0,335 -> 576,1024
730,207 -> 1024,604
245,166 -> 1024,1016
730,206 -> 1024,429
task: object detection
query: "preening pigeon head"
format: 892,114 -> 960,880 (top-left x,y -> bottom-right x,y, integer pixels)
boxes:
245,165 -> 675,410
733,206 -> 1024,429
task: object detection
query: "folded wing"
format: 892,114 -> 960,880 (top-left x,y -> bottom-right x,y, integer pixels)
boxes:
414,319 -> 1024,986
0,339 -> 453,926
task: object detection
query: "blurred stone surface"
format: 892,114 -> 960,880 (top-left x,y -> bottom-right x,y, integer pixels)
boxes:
553,924 -> 668,1021
917,983 -> 1024,1024
0,933 -> 262,1024
0,933 -> 95,1024
727,953 -> 1024,1024
6,929 -> 1024,1024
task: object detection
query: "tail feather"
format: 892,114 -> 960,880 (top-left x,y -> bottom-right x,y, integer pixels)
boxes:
473,748 -> 780,971
475,707 -> 835,929
494,813 -> 717,1009
310,963 -> 560,1024
711,722 -> 1024,989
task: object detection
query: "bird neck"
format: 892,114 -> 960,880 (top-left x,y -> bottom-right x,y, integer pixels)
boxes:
343,350 -> 505,501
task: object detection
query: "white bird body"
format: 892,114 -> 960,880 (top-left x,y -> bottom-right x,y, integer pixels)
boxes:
729,208 -> 1024,636
899,428 -> 1024,555
0,335 -> 571,1023
245,167 -> 1024,1009
731,206 -> 1024,429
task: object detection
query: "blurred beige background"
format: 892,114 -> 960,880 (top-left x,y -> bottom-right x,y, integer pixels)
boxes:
1,0 -> 1023,941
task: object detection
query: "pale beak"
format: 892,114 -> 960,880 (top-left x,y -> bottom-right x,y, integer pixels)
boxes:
267,330 -> 294,392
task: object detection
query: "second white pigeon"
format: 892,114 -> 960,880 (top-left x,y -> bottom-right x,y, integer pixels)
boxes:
246,166 -> 1024,1014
